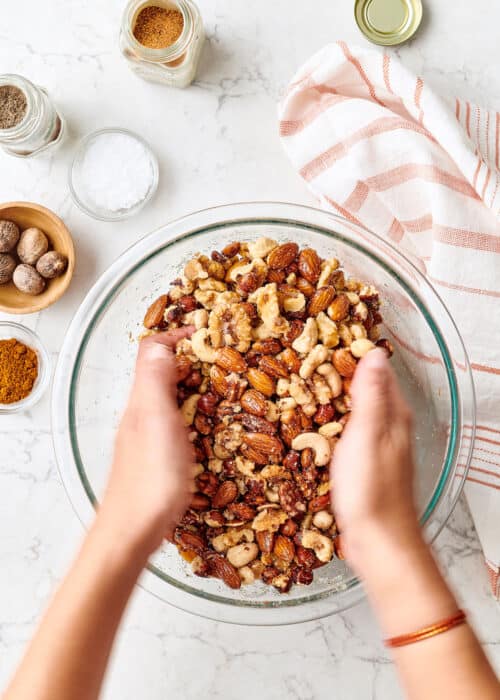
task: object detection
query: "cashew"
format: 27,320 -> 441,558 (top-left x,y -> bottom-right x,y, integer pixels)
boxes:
265,401 -> 280,422
192,462 -> 205,477
283,291 -> 306,313
345,291 -> 360,305
301,529 -> 334,563
191,328 -> 217,363
247,237 -> 278,260
317,258 -> 339,288
227,542 -> 259,568
291,432 -> 331,466
183,308 -> 209,329
194,289 -> 219,310
198,277 -> 227,292
353,301 -> 368,320
350,338 -> 376,358
208,458 -> 223,474
311,373 -> 332,404
316,363 -> 342,398
350,322 -> 367,340
181,394 -> 200,426
212,528 -> 254,552
277,397 -> 297,413
249,283 -> 289,335
312,510 -> 334,530
175,338 -> 197,362
238,565 -> 256,585
292,318 -> 318,355
318,421 -> 343,438
299,344 -> 329,379
286,272 -> 297,285
184,257 -> 209,281
338,322 -> 353,346
265,487 -> 280,503
316,312 -> 339,348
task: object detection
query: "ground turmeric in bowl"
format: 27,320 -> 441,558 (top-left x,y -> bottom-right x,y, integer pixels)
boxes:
0,338 -> 38,403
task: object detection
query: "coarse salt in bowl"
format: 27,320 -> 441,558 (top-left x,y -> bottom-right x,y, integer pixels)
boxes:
69,128 -> 159,221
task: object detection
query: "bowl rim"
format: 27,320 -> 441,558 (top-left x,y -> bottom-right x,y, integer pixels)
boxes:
51,201 -> 475,624
0,201 -> 75,314
68,128 -> 159,222
0,321 -> 51,413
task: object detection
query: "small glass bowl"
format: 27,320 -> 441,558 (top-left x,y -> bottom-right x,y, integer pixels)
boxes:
68,128 -> 159,222
0,322 -> 51,414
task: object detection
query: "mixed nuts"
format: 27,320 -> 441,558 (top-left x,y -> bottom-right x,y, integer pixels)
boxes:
143,237 -> 393,593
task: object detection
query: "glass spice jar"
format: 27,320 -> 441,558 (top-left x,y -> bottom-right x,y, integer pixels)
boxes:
119,0 -> 205,88
0,74 -> 65,158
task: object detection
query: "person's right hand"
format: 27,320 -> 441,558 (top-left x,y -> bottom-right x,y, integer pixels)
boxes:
331,349 -> 420,576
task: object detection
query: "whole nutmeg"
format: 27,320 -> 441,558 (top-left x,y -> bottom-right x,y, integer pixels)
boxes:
0,220 -> 20,253
0,253 -> 16,284
36,251 -> 68,279
13,264 -> 46,295
17,227 -> 49,265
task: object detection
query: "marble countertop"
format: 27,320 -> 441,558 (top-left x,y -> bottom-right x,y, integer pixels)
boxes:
1,1 -> 500,697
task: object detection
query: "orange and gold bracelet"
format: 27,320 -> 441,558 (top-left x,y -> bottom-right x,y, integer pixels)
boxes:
385,610 -> 467,648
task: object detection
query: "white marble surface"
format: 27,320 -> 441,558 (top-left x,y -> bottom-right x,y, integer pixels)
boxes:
1,1 -> 500,697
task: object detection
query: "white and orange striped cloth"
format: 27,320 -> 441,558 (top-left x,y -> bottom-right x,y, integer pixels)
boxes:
279,42 -> 500,599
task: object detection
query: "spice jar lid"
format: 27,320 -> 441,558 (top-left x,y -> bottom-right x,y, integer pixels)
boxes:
0,322 -> 51,414
354,0 -> 423,46
68,128 -> 159,222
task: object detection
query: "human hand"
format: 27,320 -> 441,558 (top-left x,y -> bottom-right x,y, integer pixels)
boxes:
97,328 -> 196,559
331,349 -> 421,576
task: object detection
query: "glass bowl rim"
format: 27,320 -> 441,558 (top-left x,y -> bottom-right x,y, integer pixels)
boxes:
52,201 -> 475,623
68,127 -> 159,222
0,321 -> 51,413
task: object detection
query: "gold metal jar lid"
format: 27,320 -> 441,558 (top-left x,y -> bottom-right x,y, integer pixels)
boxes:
354,0 -> 423,46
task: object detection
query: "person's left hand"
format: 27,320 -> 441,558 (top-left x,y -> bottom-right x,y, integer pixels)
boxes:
97,328 -> 196,558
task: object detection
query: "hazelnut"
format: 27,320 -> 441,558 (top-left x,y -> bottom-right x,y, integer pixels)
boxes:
17,228 -> 49,265
36,251 -> 68,279
0,253 -> 16,284
0,220 -> 20,252
12,264 -> 46,295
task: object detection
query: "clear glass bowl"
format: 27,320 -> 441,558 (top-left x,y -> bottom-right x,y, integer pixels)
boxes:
51,202 -> 475,624
0,322 -> 51,413
68,128 -> 159,222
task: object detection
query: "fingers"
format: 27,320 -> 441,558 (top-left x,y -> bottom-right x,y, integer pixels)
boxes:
134,327 -> 195,391
349,349 -> 410,438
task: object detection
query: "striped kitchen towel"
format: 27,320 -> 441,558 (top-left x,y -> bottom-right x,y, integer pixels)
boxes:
279,42 -> 500,599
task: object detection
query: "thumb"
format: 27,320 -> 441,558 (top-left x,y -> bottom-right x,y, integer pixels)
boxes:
349,349 -> 394,439
135,327 -> 194,391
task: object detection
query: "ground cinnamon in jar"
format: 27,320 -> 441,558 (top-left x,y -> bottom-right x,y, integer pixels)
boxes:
133,5 -> 184,49
0,338 -> 38,403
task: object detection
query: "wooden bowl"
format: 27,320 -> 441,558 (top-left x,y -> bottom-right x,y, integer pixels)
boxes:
0,202 -> 75,314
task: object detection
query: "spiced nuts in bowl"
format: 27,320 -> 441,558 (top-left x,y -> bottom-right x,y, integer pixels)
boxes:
0,202 -> 74,314
143,238 -> 393,594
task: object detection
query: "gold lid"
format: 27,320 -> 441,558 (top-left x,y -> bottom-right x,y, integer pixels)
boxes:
354,0 -> 423,46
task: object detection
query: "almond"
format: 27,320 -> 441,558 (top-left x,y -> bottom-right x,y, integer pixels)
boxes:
240,442 -> 269,465
174,529 -> 206,553
334,535 -> 345,560
308,493 -> 331,513
243,432 -> 284,461
258,356 -> 288,379
256,530 -> 275,553
332,348 -> 357,378
280,347 -> 301,374
252,338 -> 282,355
273,534 -> 295,564
210,365 -> 228,396
308,286 -> 336,316
226,502 -> 256,521
143,294 -> 168,329
267,242 -> 299,270
212,480 -> 238,508
189,493 -> 211,510
328,293 -> 350,321
207,553 -> 241,589
298,248 -> 321,284
240,389 -> 268,417
296,277 -> 316,298
241,413 -> 277,435
246,368 -> 275,397
222,241 -> 240,257
216,347 -> 247,373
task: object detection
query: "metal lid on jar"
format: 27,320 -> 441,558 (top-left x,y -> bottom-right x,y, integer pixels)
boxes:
354,0 -> 423,46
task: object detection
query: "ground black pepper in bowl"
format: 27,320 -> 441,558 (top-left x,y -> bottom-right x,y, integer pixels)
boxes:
0,85 -> 27,130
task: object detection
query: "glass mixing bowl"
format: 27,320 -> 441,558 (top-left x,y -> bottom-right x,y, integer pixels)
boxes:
52,202 -> 475,625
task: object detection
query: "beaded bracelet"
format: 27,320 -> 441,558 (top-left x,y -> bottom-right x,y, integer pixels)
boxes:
385,610 -> 467,648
